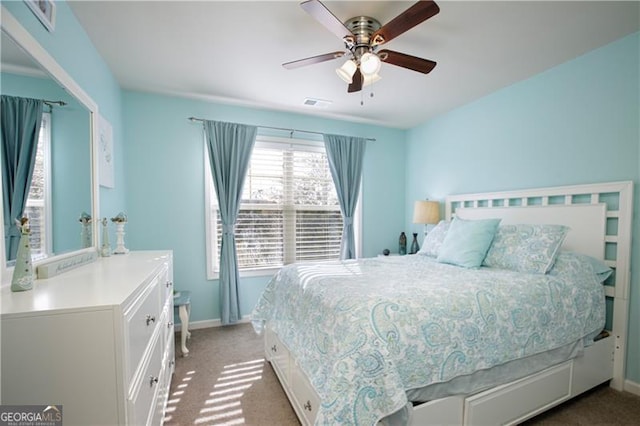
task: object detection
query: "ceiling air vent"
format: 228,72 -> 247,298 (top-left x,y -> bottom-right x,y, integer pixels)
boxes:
303,98 -> 332,109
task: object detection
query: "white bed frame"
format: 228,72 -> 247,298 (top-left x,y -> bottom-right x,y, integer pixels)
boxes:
264,181 -> 633,425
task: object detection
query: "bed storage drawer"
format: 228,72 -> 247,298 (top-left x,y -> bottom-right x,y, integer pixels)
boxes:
464,361 -> 572,425
571,336 -> 614,396
291,362 -> 320,426
410,395 -> 463,426
266,326 -> 290,384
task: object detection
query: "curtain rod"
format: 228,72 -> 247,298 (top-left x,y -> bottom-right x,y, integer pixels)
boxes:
188,117 -> 376,142
43,99 -> 67,107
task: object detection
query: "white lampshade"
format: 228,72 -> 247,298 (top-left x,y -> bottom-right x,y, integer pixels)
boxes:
413,200 -> 441,224
336,60 -> 357,83
362,72 -> 381,87
360,52 -> 381,76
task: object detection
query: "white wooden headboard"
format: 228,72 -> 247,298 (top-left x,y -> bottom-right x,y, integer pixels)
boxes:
455,204 -> 606,260
445,181 -> 633,391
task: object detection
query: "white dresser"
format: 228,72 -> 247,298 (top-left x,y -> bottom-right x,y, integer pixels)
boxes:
1,250 -> 175,425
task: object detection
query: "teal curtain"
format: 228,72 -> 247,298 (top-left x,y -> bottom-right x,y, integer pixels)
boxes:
323,134 -> 366,260
1,95 -> 44,261
204,120 -> 256,325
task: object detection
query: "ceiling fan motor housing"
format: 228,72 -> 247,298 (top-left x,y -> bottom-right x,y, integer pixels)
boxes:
344,16 -> 381,54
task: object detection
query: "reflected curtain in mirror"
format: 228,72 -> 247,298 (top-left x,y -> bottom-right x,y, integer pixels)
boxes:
1,95 -> 44,261
204,120 -> 257,325
323,134 -> 366,260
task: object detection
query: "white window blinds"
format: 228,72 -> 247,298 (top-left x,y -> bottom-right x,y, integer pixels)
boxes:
206,137 -> 345,275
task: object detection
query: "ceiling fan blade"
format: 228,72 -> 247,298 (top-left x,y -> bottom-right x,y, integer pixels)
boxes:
371,0 -> 440,46
348,67 -> 363,93
301,0 -> 354,41
283,51 -> 345,69
378,50 -> 436,74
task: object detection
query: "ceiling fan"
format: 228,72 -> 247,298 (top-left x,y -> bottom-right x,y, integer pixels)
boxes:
283,0 -> 439,93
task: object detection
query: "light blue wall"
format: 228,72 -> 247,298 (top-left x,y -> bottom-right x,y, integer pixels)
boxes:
406,32 -> 640,384
122,91 -> 406,323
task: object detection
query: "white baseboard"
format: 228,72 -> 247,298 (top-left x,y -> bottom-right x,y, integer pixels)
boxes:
174,315 -> 251,332
624,379 -> 640,396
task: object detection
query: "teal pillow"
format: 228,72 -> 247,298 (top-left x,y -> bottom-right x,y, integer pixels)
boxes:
437,217 -> 501,268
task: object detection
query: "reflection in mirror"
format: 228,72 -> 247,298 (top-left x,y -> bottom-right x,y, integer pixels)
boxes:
1,31 -> 93,265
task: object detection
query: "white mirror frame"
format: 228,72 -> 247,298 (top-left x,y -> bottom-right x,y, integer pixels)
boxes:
0,6 -> 100,285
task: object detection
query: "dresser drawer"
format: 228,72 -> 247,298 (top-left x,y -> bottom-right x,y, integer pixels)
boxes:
124,274 -> 162,385
162,304 -> 174,351
152,337 -> 175,426
128,330 -> 163,426
158,265 -> 173,310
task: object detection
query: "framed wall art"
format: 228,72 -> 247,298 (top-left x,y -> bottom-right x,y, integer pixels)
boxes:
98,114 -> 115,188
24,0 -> 56,32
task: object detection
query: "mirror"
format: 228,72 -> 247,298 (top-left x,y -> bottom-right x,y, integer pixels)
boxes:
1,10 -> 98,277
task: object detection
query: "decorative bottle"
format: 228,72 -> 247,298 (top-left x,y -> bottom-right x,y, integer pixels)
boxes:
79,211 -> 92,248
399,232 -> 407,255
100,217 -> 111,257
410,232 -> 420,254
11,217 -> 34,292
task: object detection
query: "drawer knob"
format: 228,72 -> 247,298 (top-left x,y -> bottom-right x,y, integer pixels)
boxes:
168,321 -> 174,328
166,281 -> 173,288
146,315 -> 156,326
271,344 -> 277,353
304,400 -> 312,411
149,376 -> 159,387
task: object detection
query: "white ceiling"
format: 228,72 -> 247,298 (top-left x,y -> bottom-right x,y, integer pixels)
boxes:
67,1 -> 639,129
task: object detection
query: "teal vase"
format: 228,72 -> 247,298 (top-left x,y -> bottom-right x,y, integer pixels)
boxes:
11,220 -> 34,292
399,232 -> 407,255
410,233 -> 420,254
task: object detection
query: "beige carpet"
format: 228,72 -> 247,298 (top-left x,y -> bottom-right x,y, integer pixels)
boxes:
165,324 -> 640,425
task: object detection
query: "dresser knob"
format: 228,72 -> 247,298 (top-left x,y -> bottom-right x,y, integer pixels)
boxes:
166,281 -> 173,288
146,315 -> 156,326
271,344 -> 277,353
304,400 -> 312,411
168,321 -> 174,328
149,376 -> 159,387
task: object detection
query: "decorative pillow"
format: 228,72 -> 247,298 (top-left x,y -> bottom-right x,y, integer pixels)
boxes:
418,220 -> 450,257
482,224 -> 569,274
436,217 -> 501,268
549,251 -> 613,283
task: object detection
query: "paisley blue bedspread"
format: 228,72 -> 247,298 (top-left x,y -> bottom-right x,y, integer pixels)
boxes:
251,253 -> 605,426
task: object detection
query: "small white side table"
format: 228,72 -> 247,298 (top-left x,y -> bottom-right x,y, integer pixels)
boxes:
173,291 -> 191,357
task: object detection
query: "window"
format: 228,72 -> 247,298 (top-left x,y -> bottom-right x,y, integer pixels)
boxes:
24,112 -> 52,260
205,136 -> 361,278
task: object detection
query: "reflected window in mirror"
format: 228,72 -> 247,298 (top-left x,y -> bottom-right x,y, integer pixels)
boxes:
24,112 -> 52,262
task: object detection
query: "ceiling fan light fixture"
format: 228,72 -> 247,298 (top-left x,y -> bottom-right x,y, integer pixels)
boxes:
336,59 -> 357,83
360,52 -> 381,76
362,72 -> 382,87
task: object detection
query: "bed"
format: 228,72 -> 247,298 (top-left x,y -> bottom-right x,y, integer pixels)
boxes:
251,181 -> 632,425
